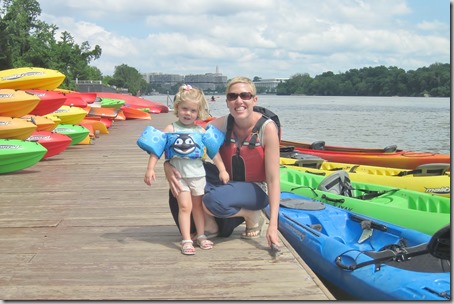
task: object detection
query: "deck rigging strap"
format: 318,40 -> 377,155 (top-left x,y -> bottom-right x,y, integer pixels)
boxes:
335,243 -> 429,271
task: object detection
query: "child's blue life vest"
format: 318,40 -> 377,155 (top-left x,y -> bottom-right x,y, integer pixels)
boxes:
137,124 -> 225,159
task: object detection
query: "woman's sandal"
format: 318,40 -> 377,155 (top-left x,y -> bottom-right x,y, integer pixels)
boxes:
241,216 -> 265,239
181,240 -> 196,255
196,234 -> 214,250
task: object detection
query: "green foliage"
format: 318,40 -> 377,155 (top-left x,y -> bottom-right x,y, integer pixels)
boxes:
112,64 -> 148,96
277,64 -> 450,97
0,0 -> 102,90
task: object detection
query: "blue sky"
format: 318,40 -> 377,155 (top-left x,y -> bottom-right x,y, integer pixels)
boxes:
37,0 -> 450,79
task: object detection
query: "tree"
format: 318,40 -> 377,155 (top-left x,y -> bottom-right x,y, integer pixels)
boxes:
112,64 -> 148,96
0,0 -> 103,89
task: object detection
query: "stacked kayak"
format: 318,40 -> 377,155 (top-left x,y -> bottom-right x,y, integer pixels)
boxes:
21,115 -> 58,132
280,139 -> 450,170
0,139 -> 47,173
279,166 -> 450,235
0,67 -> 65,90
62,92 -> 96,107
94,92 -> 169,113
53,124 -> 90,145
280,153 -> 451,198
27,131 -> 72,159
0,89 -> 41,117
0,117 -> 37,140
47,105 -> 87,125
100,97 -> 125,109
24,89 -> 67,116
264,192 -> 450,301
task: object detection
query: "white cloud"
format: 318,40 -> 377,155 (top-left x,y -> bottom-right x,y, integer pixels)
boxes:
37,0 -> 450,78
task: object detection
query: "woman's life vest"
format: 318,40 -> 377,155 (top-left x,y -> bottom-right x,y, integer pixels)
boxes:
220,107 -> 279,182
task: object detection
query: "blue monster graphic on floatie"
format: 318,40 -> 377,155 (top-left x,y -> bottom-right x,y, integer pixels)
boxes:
137,124 -> 224,160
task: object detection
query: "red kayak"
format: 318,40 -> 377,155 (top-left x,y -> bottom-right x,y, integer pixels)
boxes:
280,140 -> 450,170
27,131 -> 72,159
25,89 -> 68,116
94,92 -> 168,113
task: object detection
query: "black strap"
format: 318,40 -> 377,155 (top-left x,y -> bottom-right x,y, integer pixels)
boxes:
225,114 -> 235,145
225,114 -> 268,149
249,116 -> 267,148
336,243 -> 429,271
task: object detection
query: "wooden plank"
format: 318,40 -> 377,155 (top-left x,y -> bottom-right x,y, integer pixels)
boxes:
0,112 -> 334,300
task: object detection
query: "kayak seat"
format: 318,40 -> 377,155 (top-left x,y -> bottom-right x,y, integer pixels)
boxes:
317,171 -> 353,197
310,141 -> 325,150
396,163 -> 451,177
383,145 -> 397,153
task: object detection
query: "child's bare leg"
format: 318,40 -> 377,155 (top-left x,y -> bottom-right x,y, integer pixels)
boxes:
191,195 -> 205,237
193,195 -> 214,249
177,191 -> 193,241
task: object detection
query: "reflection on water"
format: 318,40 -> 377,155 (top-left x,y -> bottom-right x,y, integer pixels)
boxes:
145,95 -> 450,154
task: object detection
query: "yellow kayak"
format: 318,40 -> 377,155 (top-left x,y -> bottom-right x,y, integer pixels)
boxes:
0,67 -> 65,90
46,105 -> 87,125
280,156 -> 450,198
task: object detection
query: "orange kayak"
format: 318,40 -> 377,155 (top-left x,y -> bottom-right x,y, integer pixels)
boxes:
0,89 -> 41,117
120,106 -> 151,120
79,119 -> 109,136
280,140 -> 450,170
21,115 -> 58,132
85,106 -> 121,119
0,116 -> 37,140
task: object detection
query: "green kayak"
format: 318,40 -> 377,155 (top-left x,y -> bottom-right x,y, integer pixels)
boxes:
280,166 -> 450,235
0,139 -> 47,173
53,124 -> 90,145
100,97 -> 125,109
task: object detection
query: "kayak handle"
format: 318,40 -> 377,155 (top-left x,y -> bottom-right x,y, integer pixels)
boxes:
321,194 -> 345,204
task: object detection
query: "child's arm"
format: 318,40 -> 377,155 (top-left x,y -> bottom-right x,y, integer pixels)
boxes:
212,152 -> 229,184
143,123 -> 173,186
144,153 -> 159,186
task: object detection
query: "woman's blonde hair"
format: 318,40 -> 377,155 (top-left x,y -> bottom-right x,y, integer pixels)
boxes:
173,84 -> 210,120
225,76 -> 257,95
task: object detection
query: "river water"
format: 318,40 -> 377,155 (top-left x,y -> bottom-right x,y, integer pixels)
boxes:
144,95 -> 451,155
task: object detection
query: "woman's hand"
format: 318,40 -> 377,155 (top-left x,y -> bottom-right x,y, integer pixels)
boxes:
218,170 -> 229,184
163,161 -> 183,197
266,224 -> 281,248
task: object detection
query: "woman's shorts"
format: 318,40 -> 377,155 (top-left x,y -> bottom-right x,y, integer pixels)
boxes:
202,163 -> 269,218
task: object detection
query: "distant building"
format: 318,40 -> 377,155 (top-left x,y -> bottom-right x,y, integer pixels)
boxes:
75,80 -> 120,93
142,73 -> 184,90
184,73 -> 227,91
142,66 -> 228,92
254,78 -> 289,93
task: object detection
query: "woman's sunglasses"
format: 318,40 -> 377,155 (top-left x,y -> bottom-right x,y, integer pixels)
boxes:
226,92 -> 254,101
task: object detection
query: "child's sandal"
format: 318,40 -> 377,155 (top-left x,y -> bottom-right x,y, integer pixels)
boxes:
196,234 -> 214,250
181,240 -> 195,255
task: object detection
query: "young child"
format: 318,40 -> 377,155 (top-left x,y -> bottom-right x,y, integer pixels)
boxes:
142,84 -> 229,255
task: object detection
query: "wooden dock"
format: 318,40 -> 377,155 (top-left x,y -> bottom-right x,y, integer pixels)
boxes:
0,112 -> 334,301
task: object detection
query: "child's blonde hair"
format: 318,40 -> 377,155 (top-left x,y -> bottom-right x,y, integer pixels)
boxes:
173,84 -> 210,120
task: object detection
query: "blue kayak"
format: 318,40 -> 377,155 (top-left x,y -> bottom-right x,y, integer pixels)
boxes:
264,192 -> 450,301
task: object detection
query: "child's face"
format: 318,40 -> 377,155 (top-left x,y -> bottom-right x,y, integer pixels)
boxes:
176,99 -> 199,125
